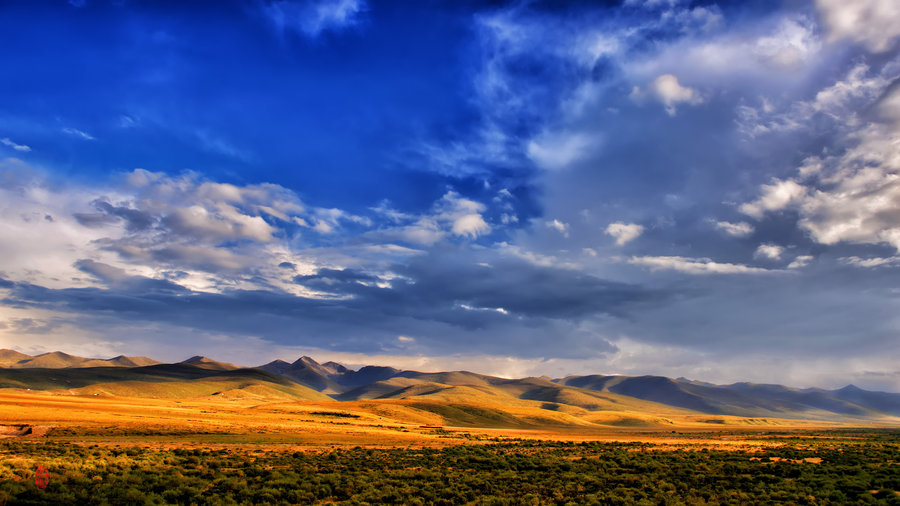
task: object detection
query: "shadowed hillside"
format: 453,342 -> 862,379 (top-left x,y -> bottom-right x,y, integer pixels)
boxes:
0,361 -> 326,401
556,375 -> 900,421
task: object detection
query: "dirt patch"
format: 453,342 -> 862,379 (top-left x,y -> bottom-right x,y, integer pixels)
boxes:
0,424 -> 52,438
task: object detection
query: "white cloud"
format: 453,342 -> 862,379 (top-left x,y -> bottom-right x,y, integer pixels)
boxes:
734,60 -> 900,255
754,243 -> 783,260
629,255 -> 773,274
648,74 -> 702,115
713,220 -> 754,237
605,222 -> 643,246
62,127 -> 95,140
0,162 -> 118,289
1,138 -> 31,152
787,255 -> 814,269
369,191 -> 492,245
0,165 -> 374,296
526,131 -> 593,170
737,63 -> 894,138
816,0 -> 900,52
741,76 -> 900,252
435,191 -> 491,239
545,219 -> 569,237
298,207 -> 371,235
752,17 -> 821,68
384,217 -> 445,246
262,0 -> 366,39
739,179 -> 806,218
625,13 -> 822,94
451,213 -> 491,238
495,242 -> 580,269
164,204 -> 277,243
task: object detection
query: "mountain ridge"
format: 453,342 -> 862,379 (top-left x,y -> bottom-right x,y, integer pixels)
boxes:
1,350 -> 897,423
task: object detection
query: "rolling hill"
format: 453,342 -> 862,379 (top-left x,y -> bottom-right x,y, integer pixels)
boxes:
0,349 -> 160,369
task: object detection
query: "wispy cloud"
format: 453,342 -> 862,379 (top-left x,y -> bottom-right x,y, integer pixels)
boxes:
840,256 -> 900,268
62,127 -> 95,140
787,255 -> 814,269
713,220 -> 754,238
195,130 -> 253,162
260,0 -> 366,39
0,138 -> 31,152
629,256 -> 773,275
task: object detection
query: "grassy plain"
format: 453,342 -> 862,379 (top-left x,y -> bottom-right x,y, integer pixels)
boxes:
1,388 -> 898,504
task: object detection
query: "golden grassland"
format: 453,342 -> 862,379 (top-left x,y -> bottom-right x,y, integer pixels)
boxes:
0,387 -> 885,451
2,387 -> 898,504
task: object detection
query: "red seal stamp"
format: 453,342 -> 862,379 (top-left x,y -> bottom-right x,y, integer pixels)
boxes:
34,465 -> 49,490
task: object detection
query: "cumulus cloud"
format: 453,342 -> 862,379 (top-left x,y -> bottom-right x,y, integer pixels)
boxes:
739,66 -> 900,253
649,74 -> 702,115
754,243 -> 783,260
435,192 -> 491,239
739,179 -> 806,218
366,192 -> 494,246
714,220 -> 754,237
0,138 -> 31,152
629,255 -> 773,274
261,0 -> 366,39
816,0 -> 900,52
163,205 -> 277,243
605,222 -> 643,246
0,166 -> 370,296
631,74 -> 703,116
451,214 -> 490,238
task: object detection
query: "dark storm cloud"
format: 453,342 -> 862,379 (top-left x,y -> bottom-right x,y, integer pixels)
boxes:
294,268 -> 378,288
0,254 -> 665,358
290,253 -> 669,322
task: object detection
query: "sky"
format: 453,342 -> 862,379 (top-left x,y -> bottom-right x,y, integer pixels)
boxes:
2,0 -> 900,391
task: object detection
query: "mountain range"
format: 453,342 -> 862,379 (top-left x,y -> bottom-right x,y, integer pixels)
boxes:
1,349 -> 898,425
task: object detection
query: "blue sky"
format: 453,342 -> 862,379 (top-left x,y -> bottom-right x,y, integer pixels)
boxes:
2,0 -> 900,390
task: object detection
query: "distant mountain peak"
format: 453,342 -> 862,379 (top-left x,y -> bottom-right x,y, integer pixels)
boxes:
292,356 -> 320,367
321,361 -> 349,374
40,351 -> 73,358
181,356 -> 238,370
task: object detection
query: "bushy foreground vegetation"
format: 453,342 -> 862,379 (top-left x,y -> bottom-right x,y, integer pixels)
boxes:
1,433 -> 898,505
